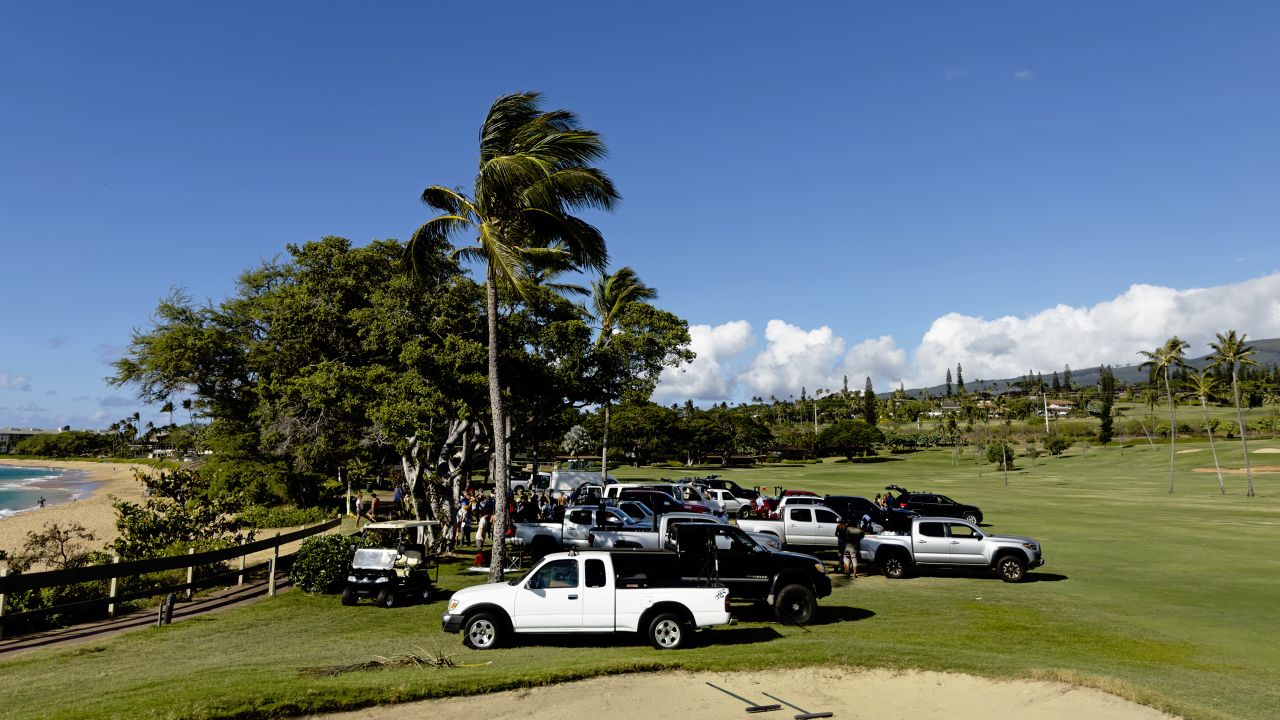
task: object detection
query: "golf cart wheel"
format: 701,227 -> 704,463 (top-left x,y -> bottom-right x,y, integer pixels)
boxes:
997,555 -> 1026,583
421,587 -> 433,603
377,588 -> 396,608
773,584 -> 816,625
340,587 -> 357,606
648,612 -> 687,650
463,612 -> 503,650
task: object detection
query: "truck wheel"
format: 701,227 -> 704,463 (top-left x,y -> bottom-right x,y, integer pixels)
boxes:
737,506 -> 753,519
377,589 -> 396,608
648,612 -> 687,649
341,587 -> 357,606
774,584 -> 816,625
463,612 -> 504,650
881,553 -> 911,579
997,555 -> 1026,583
962,512 -> 980,524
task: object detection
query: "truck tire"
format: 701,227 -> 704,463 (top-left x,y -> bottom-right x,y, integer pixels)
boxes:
880,552 -> 911,579
340,587 -> 357,606
377,588 -> 396,608
647,612 -> 687,650
962,512 -> 980,524
774,584 -> 816,625
737,506 -> 754,519
463,612 -> 504,650
996,555 -> 1026,583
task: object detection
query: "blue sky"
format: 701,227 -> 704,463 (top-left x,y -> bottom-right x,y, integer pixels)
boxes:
3,2 -> 1280,428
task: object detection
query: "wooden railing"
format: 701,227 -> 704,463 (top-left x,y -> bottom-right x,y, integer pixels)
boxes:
0,517 -> 341,636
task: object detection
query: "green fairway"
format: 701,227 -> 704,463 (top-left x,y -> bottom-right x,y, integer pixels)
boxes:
2,441 -> 1277,720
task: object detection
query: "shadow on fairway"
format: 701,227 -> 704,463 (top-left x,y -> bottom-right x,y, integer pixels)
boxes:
1023,572 -> 1069,583
506,625 -> 783,650
729,603 -> 875,626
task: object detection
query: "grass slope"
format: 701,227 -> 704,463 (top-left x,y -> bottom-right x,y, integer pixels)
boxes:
2,441 -> 1278,719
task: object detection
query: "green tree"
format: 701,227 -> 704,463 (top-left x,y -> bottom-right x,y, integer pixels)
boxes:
1097,365 -> 1116,445
1184,369 -> 1226,495
863,377 -> 878,426
955,363 -> 965,394
820,419 -> 884,460
1209,330 -> 1259,496
945,368 -> 952,397
1139,336 -> 1189,493
407,92 -> 618,581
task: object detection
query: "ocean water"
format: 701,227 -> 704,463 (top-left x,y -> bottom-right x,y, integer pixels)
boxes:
0,465 -> 80,518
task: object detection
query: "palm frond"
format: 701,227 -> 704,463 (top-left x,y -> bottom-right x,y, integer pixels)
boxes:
521,209 -> 609,274
420,186 -> 472,217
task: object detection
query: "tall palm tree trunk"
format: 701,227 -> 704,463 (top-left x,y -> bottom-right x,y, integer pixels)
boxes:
1232,369 -> 1254,497
600,401 -> 611,482
1165,367 -> 1176,493
1199,397 -> 1225,495
485,269 -> 510,582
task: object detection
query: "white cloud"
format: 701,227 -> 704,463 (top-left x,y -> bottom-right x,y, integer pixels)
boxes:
0,372 -> 32,392
738,321 -> 846,400
99,395 -> 137,408
652,321 -> 754,403
654,273 -> 1280,403
1014,69 -> 1035,81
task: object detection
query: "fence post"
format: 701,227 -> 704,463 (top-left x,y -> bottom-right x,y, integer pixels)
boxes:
237,537 -> 246,586
268,532 -> 280,597
1,565 -> 8,639
186,547 -> 196,601
108,555 -> 120,617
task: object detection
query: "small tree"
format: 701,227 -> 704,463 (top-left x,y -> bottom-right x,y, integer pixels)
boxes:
819,419 -> 884,460
985,441 -> 1014,470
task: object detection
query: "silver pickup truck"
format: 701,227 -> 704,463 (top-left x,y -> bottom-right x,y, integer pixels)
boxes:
859,516 -> 1044,582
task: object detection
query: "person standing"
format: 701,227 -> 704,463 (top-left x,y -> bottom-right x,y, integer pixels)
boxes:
367,492 -> 381,525
835,518 -> 852,576
355,492 -> 366,528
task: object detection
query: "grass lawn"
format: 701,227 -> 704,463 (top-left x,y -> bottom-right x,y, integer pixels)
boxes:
1,440 -> 1277,719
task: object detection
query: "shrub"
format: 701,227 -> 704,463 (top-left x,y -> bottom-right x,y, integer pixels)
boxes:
238,505 -> 332,529
985,442 -> 1014,469
292,533 -> 371,594
1045,436 -> 1072,456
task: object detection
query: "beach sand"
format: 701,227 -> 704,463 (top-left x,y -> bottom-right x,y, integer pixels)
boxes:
0,460 -> 150,559
316,667 -> 1178,720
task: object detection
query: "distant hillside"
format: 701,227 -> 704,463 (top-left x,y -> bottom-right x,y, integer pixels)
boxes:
902,337 -> 1280,397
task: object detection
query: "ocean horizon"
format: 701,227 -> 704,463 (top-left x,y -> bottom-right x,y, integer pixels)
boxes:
0,465 -> 87,518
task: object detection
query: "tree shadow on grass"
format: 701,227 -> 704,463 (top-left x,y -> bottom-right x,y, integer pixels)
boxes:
834,457 -> 904,464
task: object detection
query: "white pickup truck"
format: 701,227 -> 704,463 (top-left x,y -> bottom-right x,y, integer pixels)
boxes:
442,550 -> 732,649
737,505 -> 844,549
859,516 -> 1044,582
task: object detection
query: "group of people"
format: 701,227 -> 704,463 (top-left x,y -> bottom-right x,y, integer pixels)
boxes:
448,487 -> 569,552
834,512 -> 875,577
350,484 -> 408,527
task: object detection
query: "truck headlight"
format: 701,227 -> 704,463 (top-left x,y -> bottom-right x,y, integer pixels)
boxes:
814,562 -> 827,575
375,576 -> 389,583
1022,543 -> 1038,551
448,599 -> 459,612
346,576 -> 356,582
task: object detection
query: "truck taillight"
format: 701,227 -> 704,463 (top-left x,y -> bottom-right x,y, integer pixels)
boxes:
505,526 -> 514,537
587,532 -> 595,546
725,597 -> 731,612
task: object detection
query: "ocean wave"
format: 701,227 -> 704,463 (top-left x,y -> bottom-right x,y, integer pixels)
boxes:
0,474 -> 67,489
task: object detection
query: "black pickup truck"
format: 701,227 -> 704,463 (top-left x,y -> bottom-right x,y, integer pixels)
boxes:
665,522 -> 831,625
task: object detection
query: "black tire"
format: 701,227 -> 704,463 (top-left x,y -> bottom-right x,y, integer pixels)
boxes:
996,555 -> 1026,583
420,587 -> 432,603
463,612 -> 504,650
340,586 -> 357,606
737,506 -> 753,519
773,584 -> 816,625
880,552 -> 911,579
962,512 -> 980,525
377,588 -> 396,608
647,612 -> 687,650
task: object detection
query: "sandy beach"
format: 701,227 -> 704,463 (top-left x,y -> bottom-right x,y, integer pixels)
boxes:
318,667 -> 1178,720
0,460 -> 150,560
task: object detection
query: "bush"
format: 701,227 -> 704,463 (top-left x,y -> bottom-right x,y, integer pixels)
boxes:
238,505 -> 332,529
985,442 -> 1014,469
292,533 -> 371,594
1045,436 -> 1072,456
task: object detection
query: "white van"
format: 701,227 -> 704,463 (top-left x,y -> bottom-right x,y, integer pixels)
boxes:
513,470 -> 615,496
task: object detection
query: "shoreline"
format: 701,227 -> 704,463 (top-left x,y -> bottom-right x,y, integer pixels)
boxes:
0,460 -> 151,560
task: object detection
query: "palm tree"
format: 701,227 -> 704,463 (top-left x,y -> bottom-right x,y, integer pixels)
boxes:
181,398 -> 194,425
590,267 -> 657,482
1184,369 -> 1226,495
161,400 -> 175,428
1209,331 -> 1258,497
407,92 -> 618,581
1139,336 -> 1189,492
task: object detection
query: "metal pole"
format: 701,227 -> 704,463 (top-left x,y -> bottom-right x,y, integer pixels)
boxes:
186,547 -> 196,601
237,537 -> 246,586
268,532 -> 280,596
108,555 -> 120,617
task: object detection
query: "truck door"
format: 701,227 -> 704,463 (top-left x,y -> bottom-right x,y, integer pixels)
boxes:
786,507 -> 814,545
946,521 -> 987,564
563,509 -> 594,547
581,557 -> 615,629
813,508 -> 841,548
913,521 -> 950,564
514,558 -> 583,630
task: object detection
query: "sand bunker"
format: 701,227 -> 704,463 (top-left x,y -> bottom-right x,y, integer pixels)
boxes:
317,668 -> 1177,720
1253,447 -> 1280,454
1192,464 -> 1280,474
1175,448 -> 1202,454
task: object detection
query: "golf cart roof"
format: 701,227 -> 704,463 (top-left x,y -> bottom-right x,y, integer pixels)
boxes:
362,520 -> 439,531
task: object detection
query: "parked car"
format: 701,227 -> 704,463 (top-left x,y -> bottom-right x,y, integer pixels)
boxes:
885,485 -> 983,524
616,488 -> 712,515
703,477 -> 760,501
737,505 -> 844,549
822,495 -> 916,533
860,516 -> 1043,582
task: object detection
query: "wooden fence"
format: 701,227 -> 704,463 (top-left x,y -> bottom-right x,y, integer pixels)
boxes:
0,517 -> 341,637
